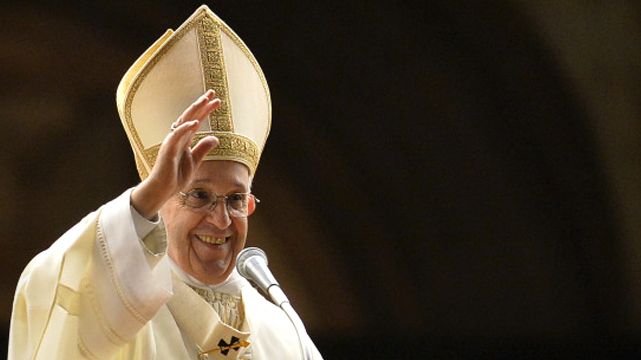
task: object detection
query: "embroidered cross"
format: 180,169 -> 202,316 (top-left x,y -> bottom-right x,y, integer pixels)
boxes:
198,337 -> 250,358
219,336 -> 241,356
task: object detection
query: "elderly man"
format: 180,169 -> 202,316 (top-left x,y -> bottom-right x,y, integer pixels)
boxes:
9,5 -> 322,360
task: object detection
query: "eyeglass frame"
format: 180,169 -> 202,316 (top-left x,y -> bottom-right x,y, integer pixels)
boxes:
177,189 -> 260,218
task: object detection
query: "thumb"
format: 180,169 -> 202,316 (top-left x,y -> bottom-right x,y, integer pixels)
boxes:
191,136 -> 219,164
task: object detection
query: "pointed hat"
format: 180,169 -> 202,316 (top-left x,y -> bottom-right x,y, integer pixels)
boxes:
116,5 -> 271,179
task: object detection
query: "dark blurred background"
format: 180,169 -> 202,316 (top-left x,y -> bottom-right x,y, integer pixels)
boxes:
1,0 -> 641,358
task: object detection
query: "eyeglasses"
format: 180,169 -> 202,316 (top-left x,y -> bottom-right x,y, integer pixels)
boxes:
178,189 -> 259,218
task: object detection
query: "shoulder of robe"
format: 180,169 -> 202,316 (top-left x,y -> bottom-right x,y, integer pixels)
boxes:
17,209 -> 102,299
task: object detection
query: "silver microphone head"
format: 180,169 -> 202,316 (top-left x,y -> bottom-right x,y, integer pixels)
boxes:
236,246 -> 289,306
236,247 -> 268,278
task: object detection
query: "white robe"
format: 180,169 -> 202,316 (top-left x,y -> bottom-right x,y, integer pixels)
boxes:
8,190 -> 322,360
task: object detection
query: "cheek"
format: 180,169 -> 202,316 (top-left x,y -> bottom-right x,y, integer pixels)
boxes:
233,219 -> 248,246
161,205 -> 198,242
233,217 -> 248,232
165,213 -> 202,261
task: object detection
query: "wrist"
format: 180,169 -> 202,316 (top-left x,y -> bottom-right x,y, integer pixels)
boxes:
130,181 -> 165,221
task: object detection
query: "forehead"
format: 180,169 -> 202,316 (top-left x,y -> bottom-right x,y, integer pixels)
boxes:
191,161 -> 251,191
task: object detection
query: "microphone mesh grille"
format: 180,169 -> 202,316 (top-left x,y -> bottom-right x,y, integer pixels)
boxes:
235,247 -> 268,278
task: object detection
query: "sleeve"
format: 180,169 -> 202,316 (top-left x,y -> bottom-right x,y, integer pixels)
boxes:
8,189 -> 174,360
131,204 -> 167,268
78,188 -> 173,358
130,203 -> 160,240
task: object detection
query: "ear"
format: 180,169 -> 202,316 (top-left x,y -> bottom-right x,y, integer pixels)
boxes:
247,195 -> 257,215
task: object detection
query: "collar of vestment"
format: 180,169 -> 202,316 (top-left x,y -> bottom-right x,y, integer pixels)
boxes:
167,272 -> 252,360
168,255 -> 246,297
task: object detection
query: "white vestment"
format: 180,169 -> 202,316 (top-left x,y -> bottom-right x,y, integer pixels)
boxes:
8,190 -> 322,360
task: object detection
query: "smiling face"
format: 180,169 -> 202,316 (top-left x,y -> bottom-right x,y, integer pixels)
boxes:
161,160 -> 250,285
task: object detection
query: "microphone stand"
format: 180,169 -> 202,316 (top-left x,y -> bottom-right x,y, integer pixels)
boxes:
267,285 -> 314,360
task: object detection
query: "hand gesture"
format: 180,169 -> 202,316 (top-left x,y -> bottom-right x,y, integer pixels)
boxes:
131,90 -> 221,220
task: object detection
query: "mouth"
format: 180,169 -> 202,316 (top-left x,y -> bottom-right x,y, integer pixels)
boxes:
196,235 -> 229,245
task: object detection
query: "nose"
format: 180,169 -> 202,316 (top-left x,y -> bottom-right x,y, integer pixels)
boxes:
206,201 -> 232,228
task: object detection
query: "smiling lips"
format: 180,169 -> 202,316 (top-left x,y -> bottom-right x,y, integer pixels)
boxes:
197,235 -> 228,245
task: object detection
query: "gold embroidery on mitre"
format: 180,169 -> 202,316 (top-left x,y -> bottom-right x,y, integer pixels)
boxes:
122,6 -> 270,179
135,156 -> 149,181
142,132 -> 259,174
204,133 -> 259,169
198,13 -> 233,132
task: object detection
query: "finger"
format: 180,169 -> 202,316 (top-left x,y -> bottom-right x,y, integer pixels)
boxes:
174,120 -> 200,148
204,88 -> 216,100
191,97 -> 221,123
191,136 -> 219,165
170,90 -> 219,131
162,120 -> 200,159
175,92 -> 214,127
179,147 -> 194,181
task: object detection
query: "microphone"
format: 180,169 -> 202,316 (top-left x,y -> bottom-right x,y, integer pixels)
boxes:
236,247 -> 316,360
236,247 -> 289,306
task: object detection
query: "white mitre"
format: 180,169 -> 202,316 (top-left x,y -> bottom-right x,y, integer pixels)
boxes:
116,5 -> 271,179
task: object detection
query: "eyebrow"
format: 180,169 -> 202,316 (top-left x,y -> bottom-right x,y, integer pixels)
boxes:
191,178 -> 248,192
192,178 -> 212,185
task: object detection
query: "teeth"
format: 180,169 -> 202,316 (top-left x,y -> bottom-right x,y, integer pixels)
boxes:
199,236 -> 226,245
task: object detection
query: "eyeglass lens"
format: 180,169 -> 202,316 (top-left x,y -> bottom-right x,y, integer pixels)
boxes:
183,190 -> 251,217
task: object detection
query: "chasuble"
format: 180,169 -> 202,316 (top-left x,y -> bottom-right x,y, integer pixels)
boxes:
9,190 -> 322,360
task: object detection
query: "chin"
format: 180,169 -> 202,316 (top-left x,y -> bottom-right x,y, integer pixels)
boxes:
199,260 -> 232,284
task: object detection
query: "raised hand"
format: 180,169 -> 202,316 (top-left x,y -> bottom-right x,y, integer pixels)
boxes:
131,90 -> 221,220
